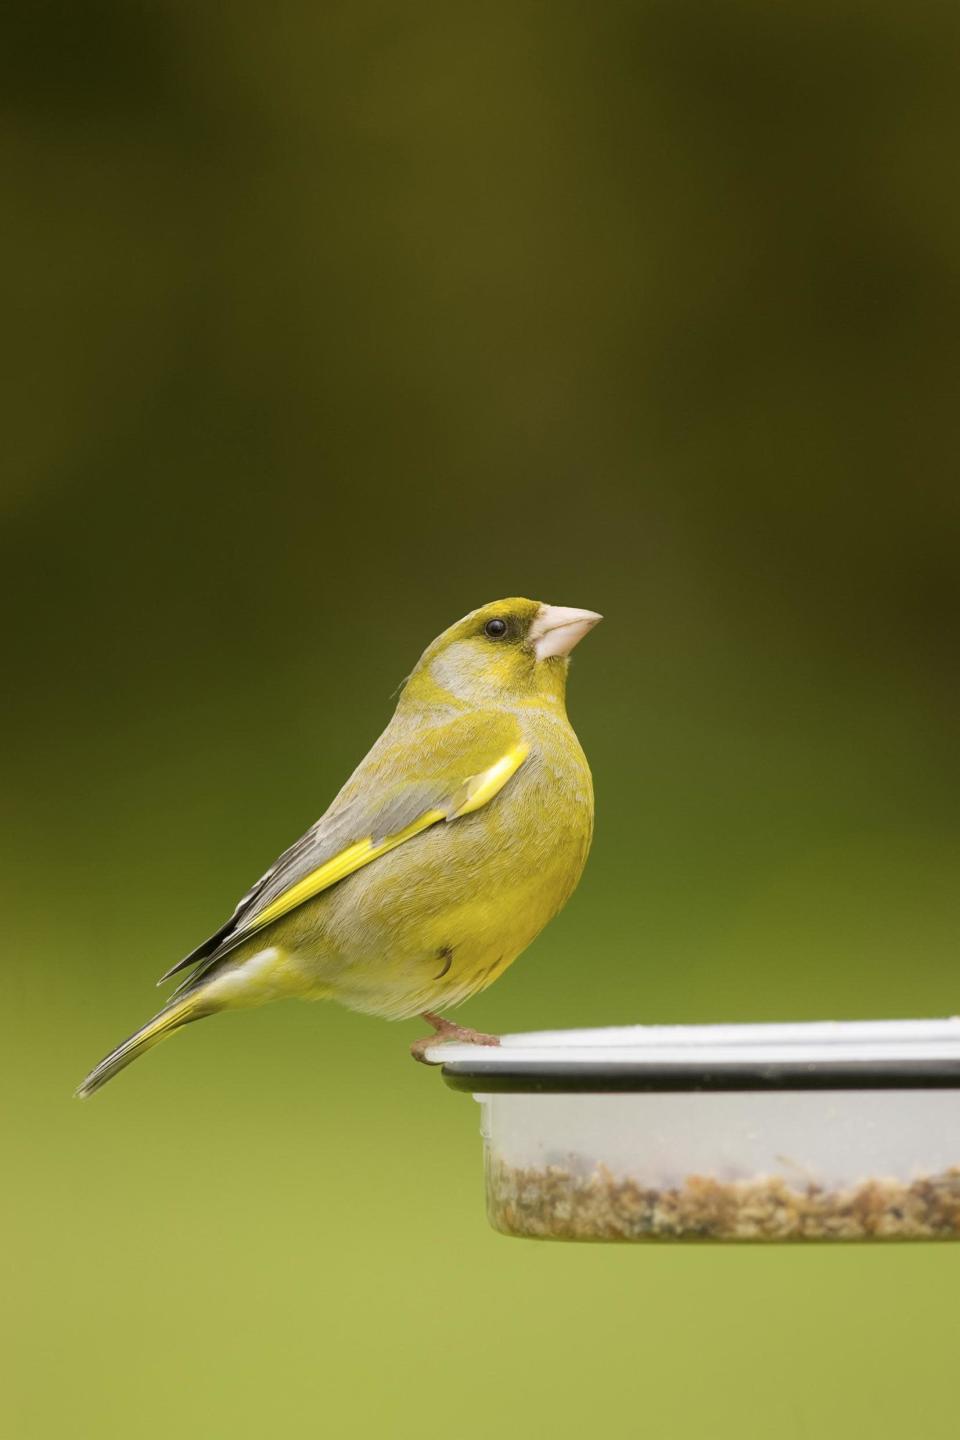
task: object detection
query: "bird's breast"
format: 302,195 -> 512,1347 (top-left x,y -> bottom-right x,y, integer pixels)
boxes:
284,711 -> 594,1019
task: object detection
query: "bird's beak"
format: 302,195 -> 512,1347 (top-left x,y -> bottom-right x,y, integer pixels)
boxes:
529,604 -> 603,660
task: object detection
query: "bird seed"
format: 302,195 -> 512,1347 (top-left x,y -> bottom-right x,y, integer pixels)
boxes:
486,1158 -> 960,1242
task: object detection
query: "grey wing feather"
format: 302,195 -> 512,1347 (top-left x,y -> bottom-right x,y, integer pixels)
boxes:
158,780 -> 453,993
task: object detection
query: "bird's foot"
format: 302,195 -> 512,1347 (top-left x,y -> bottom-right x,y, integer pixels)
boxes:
410,1011 -> 501,1065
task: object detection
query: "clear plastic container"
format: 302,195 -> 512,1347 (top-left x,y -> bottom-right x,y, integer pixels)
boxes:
426,1019 -> 960,1242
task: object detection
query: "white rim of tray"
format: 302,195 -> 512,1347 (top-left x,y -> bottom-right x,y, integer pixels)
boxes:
426,1017 -> 960,1092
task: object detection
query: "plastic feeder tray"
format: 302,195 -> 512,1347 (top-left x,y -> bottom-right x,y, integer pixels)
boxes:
426,1019 -> 960,1242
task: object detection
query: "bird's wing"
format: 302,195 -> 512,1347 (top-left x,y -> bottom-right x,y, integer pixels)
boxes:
160,712 -> 530,993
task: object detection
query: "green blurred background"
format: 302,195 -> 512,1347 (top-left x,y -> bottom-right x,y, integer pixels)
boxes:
3,2 -> 960,1436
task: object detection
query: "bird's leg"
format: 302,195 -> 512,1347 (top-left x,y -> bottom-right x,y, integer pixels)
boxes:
410,1011 -> 501,1064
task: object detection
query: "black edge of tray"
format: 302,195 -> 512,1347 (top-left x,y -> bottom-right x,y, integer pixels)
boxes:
440,1058 -> 960,1094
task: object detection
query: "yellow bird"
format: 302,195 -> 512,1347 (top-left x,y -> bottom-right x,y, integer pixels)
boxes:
77,598 -> 601,1096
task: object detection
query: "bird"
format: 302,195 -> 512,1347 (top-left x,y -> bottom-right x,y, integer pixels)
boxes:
76,598 -> 601,1096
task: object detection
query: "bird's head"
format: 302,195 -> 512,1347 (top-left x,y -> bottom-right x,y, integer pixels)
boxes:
401,598 -> 602,710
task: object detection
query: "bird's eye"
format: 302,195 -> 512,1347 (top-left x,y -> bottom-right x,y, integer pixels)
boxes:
484,618 -> 508,639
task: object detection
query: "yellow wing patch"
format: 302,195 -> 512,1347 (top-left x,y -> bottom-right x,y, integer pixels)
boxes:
248,809 -> 446,930
449,740 -> 530,818
244,741 -> 530,934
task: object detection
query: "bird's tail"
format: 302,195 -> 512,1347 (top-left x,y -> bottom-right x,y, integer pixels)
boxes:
75,993 -> 211,1099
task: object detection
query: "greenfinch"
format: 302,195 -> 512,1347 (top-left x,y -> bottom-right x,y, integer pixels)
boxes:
77,598 -> 601,1096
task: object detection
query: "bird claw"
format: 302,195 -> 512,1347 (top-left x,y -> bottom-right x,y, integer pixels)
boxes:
410,1013 -> 501,1064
